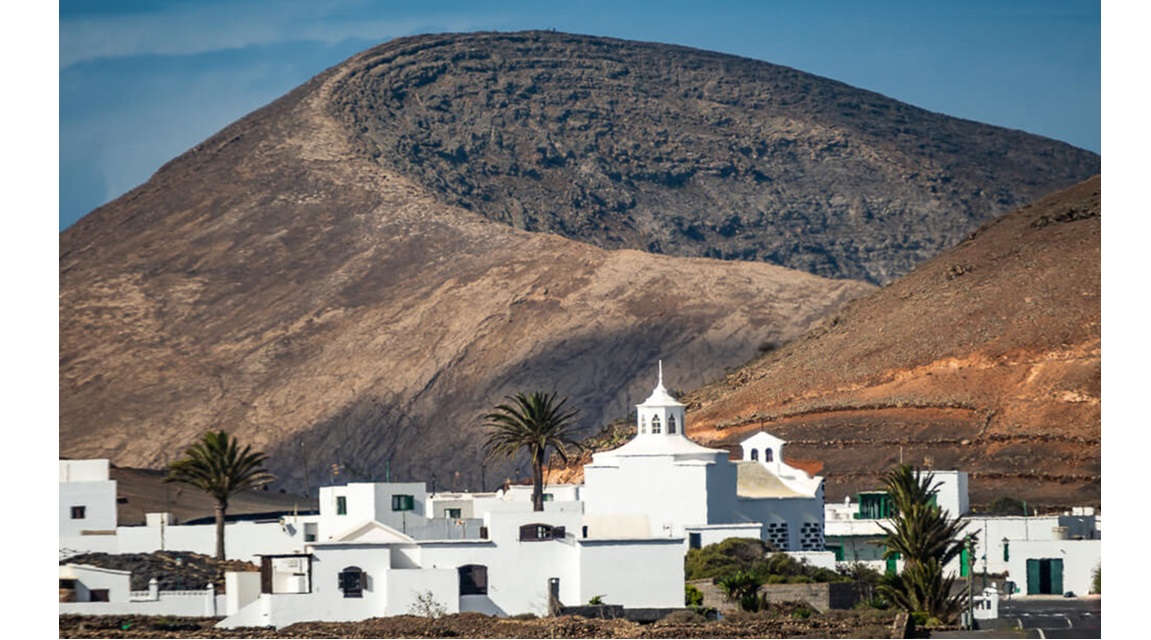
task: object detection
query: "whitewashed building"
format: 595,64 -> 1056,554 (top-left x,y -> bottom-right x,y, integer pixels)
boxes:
60,460 -> 118,537
583,365 -> 825,552
62,366 -> 832,626
823,470 -> 1100,596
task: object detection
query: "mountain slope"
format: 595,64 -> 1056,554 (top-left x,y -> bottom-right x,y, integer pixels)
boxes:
684,177 -> 1101,508
61,31 -> 1097,495
60,38 -> 871,491
330,31 -> 1099,284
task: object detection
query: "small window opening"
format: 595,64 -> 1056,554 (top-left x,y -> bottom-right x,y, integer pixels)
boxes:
445,508 -> 462,519
391,494 -> 414,511
336,496 -> 347,515
71,506 -> 86,520
651,415 -> 662,434
459,564 -> 488,595
764,448 -> 774,462
668,415 -> 677,434
750,449 -> 759,462
339,566 -> 364,598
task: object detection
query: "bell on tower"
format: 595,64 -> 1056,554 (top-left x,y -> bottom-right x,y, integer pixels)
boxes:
635,360 -> 687,440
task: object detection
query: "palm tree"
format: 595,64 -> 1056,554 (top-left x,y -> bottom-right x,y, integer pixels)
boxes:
165,430 -> 275,559
876,464 -> 968,623
482,391 -> 581,511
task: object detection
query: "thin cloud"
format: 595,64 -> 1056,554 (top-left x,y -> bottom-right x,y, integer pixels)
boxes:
60,1 -> 504,67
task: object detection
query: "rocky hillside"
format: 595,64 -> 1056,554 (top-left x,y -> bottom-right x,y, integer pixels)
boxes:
332,31 -> 1099,284
682,177 -> 1101,509
61,31 -> 1098,495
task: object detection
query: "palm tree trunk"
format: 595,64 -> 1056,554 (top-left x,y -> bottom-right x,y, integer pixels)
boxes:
532,448 -> 545,512
215,498 -> 227,560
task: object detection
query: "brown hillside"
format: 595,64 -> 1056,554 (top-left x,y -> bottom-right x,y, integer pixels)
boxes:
60,35 -> 872,493
683,177 -> 1101,509
61,32 -> 1097,496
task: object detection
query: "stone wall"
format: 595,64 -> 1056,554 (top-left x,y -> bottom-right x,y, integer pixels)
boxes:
688,579 -> 862,612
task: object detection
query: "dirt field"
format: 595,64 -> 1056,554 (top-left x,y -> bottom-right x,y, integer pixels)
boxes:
60,607 -> 900,638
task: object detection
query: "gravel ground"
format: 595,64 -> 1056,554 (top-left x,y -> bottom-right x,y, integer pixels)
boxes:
60,606 -> 898,638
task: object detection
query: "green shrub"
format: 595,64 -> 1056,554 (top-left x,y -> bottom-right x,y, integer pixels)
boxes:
1091,565 -> 1100,594
684,583 -> 704,607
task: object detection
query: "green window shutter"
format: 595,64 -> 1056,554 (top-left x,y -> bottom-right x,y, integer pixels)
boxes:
336,496 -> 347,515
1003,542 -> 1009,562
960,546 -> 970,577
392,494 -> 414,511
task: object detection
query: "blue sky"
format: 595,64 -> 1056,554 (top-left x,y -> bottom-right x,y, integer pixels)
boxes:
57,0 -> 1101,231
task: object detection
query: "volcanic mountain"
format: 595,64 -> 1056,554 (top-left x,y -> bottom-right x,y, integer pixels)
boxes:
61,31 -> 1098,493
682,176 -> 1101,509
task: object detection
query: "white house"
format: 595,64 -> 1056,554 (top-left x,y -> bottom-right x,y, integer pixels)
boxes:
217,493 -> 685,628
60,460 -> 118,537
823,470 -> 1100,594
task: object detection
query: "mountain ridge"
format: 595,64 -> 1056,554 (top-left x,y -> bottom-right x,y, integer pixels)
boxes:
61,31 -> 1098,498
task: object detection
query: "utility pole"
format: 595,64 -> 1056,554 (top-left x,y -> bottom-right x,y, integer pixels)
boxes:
966,535 -> 976,630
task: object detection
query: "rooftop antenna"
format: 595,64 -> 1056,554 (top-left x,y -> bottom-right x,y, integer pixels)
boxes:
658,360 -> 664,387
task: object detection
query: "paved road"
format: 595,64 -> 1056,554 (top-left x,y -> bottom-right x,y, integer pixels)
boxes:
930,596 -> 1101,639
1000,597 -> 1101,639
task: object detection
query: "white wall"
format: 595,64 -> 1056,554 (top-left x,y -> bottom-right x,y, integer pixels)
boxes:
60,564 -> 130,603
319,483 -> 428,540
576,538 -> 683,608
383,568 -> 460,616
60,479 -> 118,536
1005,540 -> 1100,596
584,456 -> 712,538
60,459 -> 110,482
734,495 -> 824,551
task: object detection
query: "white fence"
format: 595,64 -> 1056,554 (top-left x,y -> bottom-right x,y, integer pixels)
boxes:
61,584 -> 225,617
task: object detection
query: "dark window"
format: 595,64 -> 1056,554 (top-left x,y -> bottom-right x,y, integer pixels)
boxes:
668,415 -> 677,434
336,496 -> 347,515
339,566 -> 364,598
582,525 -> 588,538
89,589 -> 110,602
764,448 -> 774,462
479,526 -> 489,539
519,523 -> 565,541
392,494 -> 414,511
640,416 -> 647,434
70,506 -> 86,520
750,449 -> 759,461
651,415 -> 662,434
445,508 -> 462,519
542,493 -> 554,502
459,564 -> 488,595
688,532 -> 702,550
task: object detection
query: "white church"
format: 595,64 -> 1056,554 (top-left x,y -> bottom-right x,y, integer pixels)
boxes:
60,366 -> 828,627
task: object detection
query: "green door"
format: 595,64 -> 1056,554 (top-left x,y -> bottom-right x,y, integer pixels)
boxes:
1050,559 -> 1064,594
1026,559 -> 1064,594
886,553 -> 899,575
1026,559 -> 1041,594
960,546 -> 970,577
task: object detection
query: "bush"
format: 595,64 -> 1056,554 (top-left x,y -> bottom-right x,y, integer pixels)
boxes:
659,609 -> 707,625
684,583 -> 704,607
408,590 -> 447,618
987,496 -> 1027,516
685,538 -> 771,581
1091,565 -> 1100,594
